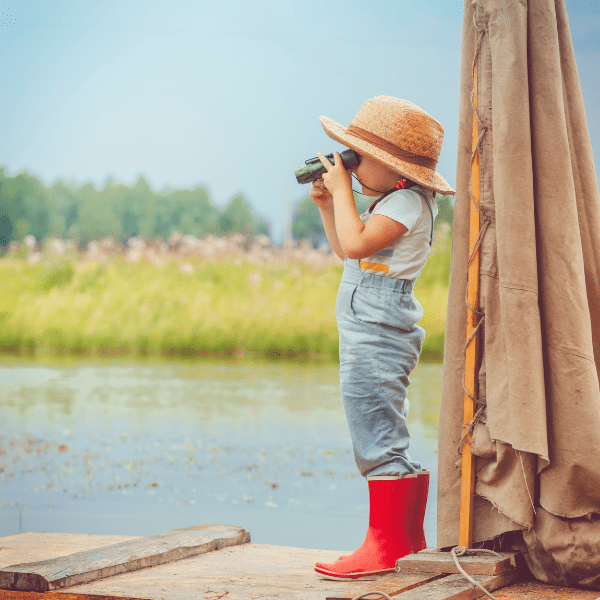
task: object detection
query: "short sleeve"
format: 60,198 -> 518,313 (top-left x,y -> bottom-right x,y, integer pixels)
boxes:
372,190 -> 423,233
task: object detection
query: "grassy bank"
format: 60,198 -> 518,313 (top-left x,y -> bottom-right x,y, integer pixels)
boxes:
0,236 -> 450,361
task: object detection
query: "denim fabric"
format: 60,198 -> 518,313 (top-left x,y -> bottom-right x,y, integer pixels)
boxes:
335,258 -> 425,477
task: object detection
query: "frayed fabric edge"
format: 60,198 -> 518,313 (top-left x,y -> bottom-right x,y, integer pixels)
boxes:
473,494 -> 600,530
483,435 -> 550,473
475,491 -> 534,531
538,501 -> 600,521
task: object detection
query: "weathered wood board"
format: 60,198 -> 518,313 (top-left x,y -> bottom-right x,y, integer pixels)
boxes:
492,580 -> 600,600
396,552 -> 514,576
0,533 -> 354,600
0,592 -> 151,600
0,525 -> 249,592
1,533 -> 595,600
326,572 -> 445,600
391,569 -> 521,600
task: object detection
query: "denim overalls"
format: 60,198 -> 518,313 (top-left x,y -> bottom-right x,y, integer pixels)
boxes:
335,190 -> 434,478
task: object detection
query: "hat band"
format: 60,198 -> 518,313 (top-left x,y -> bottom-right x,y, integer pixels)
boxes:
346,125 -> 438,170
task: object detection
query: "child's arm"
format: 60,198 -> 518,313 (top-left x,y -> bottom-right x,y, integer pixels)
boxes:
318,152 -> 408,259
309,179 -> 346,260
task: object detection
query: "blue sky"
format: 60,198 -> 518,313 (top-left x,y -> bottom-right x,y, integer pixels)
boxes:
1,0 -> 598,241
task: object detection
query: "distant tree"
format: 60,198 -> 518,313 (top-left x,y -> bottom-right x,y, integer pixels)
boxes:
219,194 -> 251,234
161,186 -> 219,237
121,209 -> 139,238
435,194 -> 454,230
0,173 -> 15,245
16,173 -> 51,242
51,181 -> 80,238
0,171 -> 52,243
219,193 -> 268,237
71,183 -> 121,245
292,196 -> 325,247
254,216 -> 269,236
292,192 -> 368,247
0,203 -> 12,246
0,168 -> 270,244
117,176 -> 153,240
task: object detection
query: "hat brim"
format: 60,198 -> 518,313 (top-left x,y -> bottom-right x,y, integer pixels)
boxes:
320,116 -> 455,196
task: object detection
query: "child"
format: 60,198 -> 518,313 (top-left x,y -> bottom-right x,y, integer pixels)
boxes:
310,96 -> 455,580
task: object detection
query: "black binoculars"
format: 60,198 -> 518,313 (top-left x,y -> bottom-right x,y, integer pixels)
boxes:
294,149 -> 361,184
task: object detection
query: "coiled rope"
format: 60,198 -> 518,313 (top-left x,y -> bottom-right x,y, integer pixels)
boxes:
349,546 -> 503,600
450,546 -> 502,600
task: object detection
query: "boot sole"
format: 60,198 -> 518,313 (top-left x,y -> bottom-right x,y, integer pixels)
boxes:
314,566 -> 396,581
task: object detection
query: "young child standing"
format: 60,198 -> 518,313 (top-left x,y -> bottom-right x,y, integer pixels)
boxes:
310,96 -> 455,580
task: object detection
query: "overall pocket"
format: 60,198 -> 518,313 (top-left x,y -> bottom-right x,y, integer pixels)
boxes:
350,285 -> 424,331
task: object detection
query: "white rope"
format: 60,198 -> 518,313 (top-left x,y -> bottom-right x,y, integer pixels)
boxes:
517,449 -> 537,514
350,592 -> 393,600
350,545 -> 506,600
451,546 -> 501,600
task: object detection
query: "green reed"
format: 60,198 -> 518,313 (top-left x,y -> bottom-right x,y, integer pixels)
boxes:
0,239 -> 450,361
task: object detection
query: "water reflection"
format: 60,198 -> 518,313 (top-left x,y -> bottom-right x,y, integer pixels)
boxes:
0,358 -> 442,550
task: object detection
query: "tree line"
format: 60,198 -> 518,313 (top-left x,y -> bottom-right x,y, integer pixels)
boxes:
0,168 -> 269,246
0,167 -> 454,248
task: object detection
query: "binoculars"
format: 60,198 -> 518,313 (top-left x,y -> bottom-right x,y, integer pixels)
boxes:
294,149 -> 361,184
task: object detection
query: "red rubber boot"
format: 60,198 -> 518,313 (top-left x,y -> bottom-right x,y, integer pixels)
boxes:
314,475 -> 417,581
411,470 -> 429,552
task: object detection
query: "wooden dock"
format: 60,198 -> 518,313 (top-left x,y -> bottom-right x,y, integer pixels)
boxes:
1,530 -> 599,600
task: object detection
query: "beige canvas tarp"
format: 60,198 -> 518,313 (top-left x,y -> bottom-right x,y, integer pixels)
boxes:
438,0 -> 600,587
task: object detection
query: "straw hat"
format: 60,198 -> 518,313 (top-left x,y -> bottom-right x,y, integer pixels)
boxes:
320,96 -> 455,196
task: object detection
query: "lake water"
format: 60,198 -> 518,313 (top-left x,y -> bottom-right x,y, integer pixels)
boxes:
0,358 -> 442,551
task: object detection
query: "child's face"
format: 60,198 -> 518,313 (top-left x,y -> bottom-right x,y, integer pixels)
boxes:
352,154 -> 400,196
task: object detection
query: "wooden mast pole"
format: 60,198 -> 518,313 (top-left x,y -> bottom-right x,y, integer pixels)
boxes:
459,24 -> 481,549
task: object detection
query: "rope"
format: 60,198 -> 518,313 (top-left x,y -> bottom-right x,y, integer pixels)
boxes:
459,15 -> 490,456
517,450 -> 537,514
459,403 -> 486,451
451,546 -> 501,600
350,593 -> 393,600
348,545 -> 506,600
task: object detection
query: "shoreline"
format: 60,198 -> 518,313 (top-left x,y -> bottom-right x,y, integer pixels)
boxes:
0,244 -> 449,362
0,347 -> 444,364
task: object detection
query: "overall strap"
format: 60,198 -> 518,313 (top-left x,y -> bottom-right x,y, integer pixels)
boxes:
410,189 -> 435,247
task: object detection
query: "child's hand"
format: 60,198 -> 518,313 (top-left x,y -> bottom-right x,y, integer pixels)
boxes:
317,152 -> 353,197
309,178 -> 333,209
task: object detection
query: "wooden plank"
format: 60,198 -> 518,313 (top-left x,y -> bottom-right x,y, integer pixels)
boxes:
460,22 -> 482,551
326,572 -> 445,600
0,534 -> 355,600
0,524 -> 250,592
392,570 -> 520,600
492,580 -> 600,600
417,551 -> 522,568
396,553 -> 512,576
0,591 -> 150,600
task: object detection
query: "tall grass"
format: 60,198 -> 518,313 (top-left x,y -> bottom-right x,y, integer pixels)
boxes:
414,232 -> 451,361
0,239 -> 450,361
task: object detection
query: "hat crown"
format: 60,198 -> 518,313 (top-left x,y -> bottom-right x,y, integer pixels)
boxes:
349,96 -> 443,162
319,95 -> 455,195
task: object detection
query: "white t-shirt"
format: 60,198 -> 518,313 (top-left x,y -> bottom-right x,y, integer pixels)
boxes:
358,186 -> 438,280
